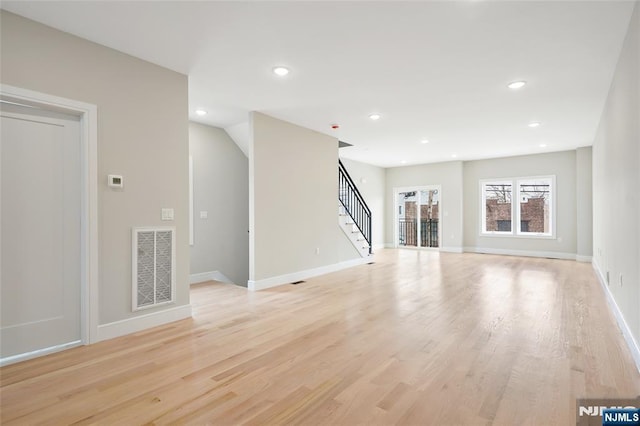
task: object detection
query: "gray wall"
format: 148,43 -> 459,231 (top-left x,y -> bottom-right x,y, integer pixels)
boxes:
0,12 -> 190,324
385,161 -> 464,251
250,112 -> 357,282
339,158 -> 386,249
576,147 -> 593,260
463,151 -> 578,257
592,2 -> 639,343
189,122 -> 249,286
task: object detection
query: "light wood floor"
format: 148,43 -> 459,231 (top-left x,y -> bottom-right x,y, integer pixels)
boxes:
2,249 -> 639,425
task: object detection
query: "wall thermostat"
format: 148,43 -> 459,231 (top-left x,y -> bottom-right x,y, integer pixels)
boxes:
108,174 -> 123,188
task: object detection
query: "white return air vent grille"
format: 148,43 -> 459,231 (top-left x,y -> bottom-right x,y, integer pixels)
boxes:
132,227 -> 175,311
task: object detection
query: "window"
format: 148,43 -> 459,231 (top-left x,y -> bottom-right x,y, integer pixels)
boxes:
497,220 -> 511,232
482,181 -> 512,234
481,176 -> 555,237
517,178 -> 552,235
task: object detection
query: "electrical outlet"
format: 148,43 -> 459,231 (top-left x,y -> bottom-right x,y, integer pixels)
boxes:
107,174 -> 123,188
316,247 -> 320,255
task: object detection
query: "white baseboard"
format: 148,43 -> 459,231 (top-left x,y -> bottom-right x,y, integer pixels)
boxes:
381,244 -> 462,253
96,304 -> 192,342
189,271 -> 214,284
372,243 -> 386,251
189,270 -> 234,285
463,246 -> 576,260
576,255 -> 593,263
248,257 -> 371,291
592,261 -> 640,373
440,246 -> 463,253
0,340 -> 82,367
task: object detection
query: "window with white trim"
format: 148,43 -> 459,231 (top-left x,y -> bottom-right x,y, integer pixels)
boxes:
481,176 -> 555,237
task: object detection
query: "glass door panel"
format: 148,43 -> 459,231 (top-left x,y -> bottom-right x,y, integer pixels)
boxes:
397,191 -> 417,246
419,189 -> 439,248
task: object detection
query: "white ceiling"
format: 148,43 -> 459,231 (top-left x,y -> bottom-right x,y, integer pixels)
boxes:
2,1 -> 635,167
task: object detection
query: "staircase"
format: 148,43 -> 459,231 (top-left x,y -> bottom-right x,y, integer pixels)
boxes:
338,160 -> 372,257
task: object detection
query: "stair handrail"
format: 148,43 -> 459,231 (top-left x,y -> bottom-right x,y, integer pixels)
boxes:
338,159 -> 372,254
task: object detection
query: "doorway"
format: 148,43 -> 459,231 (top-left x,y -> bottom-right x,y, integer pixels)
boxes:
395,186 -> 441,249
0,85 -> 98,365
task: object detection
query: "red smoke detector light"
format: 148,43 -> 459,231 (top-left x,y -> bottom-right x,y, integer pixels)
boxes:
331,124 -> 340,129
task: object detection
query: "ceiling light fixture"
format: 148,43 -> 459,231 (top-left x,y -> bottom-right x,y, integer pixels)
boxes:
400,160 -> 407,164
272,66 -> 290,76
369,113 -> 381,121
528,122 -> 541,128
195,109 -> 207,116
451,154 -> 458,158
421,139 -> 429,144
507,81 -> 527,90
539,143 -> 547,148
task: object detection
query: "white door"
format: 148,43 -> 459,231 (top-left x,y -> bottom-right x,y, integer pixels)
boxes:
1,103 -> 82,361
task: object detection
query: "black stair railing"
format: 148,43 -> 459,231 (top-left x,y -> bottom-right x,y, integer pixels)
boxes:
338,160 -> 372,254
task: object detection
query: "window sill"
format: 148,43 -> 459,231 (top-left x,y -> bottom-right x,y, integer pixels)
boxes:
480,232 -> 556,240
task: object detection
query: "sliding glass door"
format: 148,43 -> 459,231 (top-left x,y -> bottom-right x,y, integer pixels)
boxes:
396,187 -> 440,248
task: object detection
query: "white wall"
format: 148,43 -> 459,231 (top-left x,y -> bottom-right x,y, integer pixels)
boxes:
463,151 -> 578,258
249,112 -> 358,285
0,12 -> 190,326
385,161 -> 464,251
189,122 -> 249,286
339,158 -> 385,249
592,2 -> 639,347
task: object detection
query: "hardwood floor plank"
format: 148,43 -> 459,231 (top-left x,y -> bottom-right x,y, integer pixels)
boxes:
2,250 -> 639,425
377,382 -> 411,411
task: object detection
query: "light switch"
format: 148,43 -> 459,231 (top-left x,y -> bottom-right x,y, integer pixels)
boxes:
161,208 -> 174,221
200,211 -> 208,219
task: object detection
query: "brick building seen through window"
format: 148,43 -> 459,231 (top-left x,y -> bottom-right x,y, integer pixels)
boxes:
485,197 -> 548,233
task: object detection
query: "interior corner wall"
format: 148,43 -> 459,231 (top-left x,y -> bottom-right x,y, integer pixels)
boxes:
189,122 -> 249,287
385,161 -> 464,251
576,146 -> 593,260
592,1 -> 640,345
462,151 -> 578,258
0,11 -> 190,325
339,158 -> 386,249
249,112 -> 358,283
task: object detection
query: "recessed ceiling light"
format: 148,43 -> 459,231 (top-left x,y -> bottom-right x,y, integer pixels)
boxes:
400,160 -> 407,164
529,122 -> 541,128
195,109 -> 207,116
272,66 -> 290,76
507,81 -> 527,90
421,139 -> 429,144
451,154 -> 458,158
539,143 -> 547,148
369,113 -> 381,121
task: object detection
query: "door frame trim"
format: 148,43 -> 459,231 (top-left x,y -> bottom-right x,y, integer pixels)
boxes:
1,84 -> 99,347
